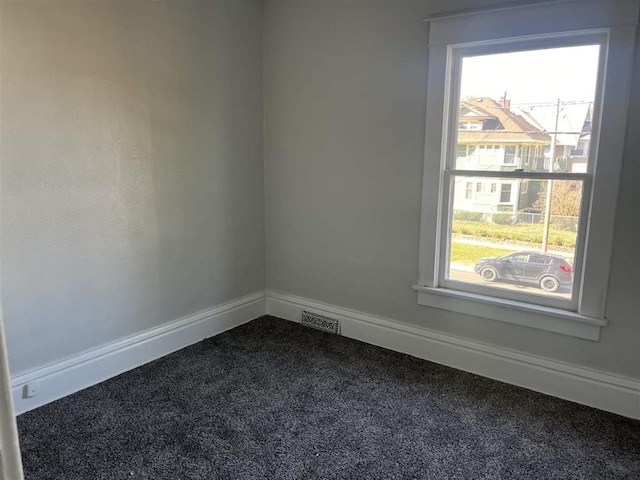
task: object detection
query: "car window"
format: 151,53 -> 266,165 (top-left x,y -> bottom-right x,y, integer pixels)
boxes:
507,254 -> 528,263
528,254 -> 551,265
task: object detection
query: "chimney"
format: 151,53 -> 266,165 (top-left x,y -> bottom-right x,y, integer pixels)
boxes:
501,94 -> 511,110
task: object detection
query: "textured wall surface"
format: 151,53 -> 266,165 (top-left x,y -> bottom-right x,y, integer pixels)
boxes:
264,0 -> 640,378
1,0 -> 265,374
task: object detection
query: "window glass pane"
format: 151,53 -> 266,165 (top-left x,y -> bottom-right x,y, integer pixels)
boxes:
465,182 -> 473,199
447,177 -> 583,299
454,45 -> 600,172
500,184 -> 512,203
503,146 -> 516,164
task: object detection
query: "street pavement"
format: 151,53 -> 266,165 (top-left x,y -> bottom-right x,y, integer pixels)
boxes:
449,266 -> 572,299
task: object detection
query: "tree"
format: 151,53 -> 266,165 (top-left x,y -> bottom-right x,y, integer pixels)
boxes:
533,180 -> 581,230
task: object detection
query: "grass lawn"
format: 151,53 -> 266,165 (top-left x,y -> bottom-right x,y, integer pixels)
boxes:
450,242 -> 514,266
450,242 -> 574,266
452,220 -> 577,248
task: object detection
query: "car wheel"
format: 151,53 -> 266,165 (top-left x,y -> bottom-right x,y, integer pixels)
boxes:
539,275 -> 560,292
480,266 -> 499,282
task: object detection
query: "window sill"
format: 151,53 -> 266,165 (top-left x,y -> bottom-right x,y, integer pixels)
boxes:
412,284 -> 606,340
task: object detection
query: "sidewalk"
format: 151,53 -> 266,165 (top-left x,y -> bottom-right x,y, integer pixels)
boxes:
451,263 -> 475,272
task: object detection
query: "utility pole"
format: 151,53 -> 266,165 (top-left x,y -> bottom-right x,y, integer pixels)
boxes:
541,98 -> 561,252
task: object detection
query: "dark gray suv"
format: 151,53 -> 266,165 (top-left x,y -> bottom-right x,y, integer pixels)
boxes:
474,251 -> 573,292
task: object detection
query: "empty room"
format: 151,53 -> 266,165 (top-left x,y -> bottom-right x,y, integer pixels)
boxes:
0,0 -> 639,478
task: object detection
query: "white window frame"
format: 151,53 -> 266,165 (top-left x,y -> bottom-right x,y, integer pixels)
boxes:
503,145 -> 517,165
499,183 -> 513,204
414,0 -> 638,341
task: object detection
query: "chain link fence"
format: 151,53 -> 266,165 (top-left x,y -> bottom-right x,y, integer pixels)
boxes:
452,210 -> 579,249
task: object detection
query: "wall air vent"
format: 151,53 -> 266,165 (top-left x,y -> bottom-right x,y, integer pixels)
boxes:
301,310 -> 341,335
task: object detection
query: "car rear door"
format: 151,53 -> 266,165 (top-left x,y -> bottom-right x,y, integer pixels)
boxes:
524,254 -> 551,280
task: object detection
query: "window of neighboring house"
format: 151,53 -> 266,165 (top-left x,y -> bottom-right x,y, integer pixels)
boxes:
521,146 -> 531,166
499,184 -> 512,203
503,146 -> 516,164
459,121 -> 483,130
415,0 -> 637,340
458,145 -> 478,161
491,183 -> 497,194
544,146 -> 552,170
465,182 -> 473,199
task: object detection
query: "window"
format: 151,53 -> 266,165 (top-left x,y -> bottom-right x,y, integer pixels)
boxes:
528,254 -> 551,265
465,182 -> 473,199
506,253 -> 528,263
499,184 -> 512,203
490,183 -> 497,194
459,121 -> 482,130
415,0 -> 638,340
522,146 -> 531,166
479,144 -> 500,154
476,183 -> 483,193
503,146 -> 516,164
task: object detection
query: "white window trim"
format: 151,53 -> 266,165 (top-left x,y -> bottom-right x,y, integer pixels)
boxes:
415,0 -> 638,341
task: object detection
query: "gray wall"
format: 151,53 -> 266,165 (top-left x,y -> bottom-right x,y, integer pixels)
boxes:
264,0 -> 640,379
1,0 -> 265,374
3,0 -> 637,382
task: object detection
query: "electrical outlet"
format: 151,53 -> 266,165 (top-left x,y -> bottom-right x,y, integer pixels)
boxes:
23,382 -> 39,399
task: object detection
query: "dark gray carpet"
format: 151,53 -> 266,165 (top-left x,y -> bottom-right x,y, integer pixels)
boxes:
17,316 -> 640,479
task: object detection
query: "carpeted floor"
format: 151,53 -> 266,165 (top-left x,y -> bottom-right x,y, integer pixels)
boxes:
17,316 -> 640,479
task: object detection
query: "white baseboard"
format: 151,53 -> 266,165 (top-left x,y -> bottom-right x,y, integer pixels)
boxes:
11,291 -> 266,415
13,288 -> 639,420
267,290 -> 640,420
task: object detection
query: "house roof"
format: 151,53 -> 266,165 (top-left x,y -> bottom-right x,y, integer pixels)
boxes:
459,97 -> 550,144
517,102 -> 591,148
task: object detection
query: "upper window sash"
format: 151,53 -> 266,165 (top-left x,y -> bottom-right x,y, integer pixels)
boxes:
444,32 -> 608,177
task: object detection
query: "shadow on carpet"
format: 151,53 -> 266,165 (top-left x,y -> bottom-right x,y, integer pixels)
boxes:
17,316 -> 640,479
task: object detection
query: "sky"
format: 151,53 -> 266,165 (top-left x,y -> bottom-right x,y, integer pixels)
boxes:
459,45 -> 601,107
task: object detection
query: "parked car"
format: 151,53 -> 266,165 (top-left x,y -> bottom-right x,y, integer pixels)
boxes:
474,251 -> 573,292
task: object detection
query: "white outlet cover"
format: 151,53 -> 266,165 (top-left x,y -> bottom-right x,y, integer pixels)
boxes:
23,382 -> 39,398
